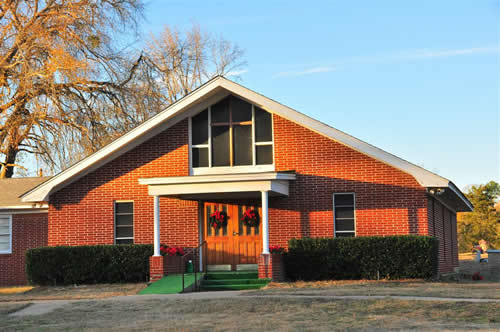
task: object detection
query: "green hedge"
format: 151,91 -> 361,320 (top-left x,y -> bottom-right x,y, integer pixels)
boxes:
26,244 -> 153,285
285,235 -> 438,281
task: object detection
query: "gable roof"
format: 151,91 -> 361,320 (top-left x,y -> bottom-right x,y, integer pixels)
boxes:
0,177 -> 50,210
21,76 -> 472,211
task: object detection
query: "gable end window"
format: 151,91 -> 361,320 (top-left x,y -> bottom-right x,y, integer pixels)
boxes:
0,215 -> 12,254
115,202 -> 134,244
191,95 -> 274,169
333,193 -> 355,237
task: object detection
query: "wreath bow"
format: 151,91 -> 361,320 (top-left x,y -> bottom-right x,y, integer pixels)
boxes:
210,210 -> 227,229
241,208 -> 259,227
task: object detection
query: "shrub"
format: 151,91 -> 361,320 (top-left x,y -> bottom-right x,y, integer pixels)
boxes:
285,235 -> 438,281
26,244 -> 153,285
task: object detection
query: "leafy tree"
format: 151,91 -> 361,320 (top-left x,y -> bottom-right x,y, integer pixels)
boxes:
457,181 -> 500,252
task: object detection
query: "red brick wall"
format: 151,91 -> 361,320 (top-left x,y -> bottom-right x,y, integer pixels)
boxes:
47,107 -> 457,275
427,197 -> 459,273
270,114 -> 429,247
49,119 -> 199,249
0,213 -> 48,286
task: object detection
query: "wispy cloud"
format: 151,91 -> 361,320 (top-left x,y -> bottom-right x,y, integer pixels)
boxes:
273,66 -> 338,78
376,46 -> 498,62
272,45 -> 498,79
226,69 -> 248,77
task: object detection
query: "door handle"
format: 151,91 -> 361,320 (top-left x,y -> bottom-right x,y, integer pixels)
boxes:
233,231 -> 239,236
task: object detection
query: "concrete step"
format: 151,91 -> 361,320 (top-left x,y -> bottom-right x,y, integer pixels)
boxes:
203,278 -> 269,285
205,271 -> 258,280
201,283 -> 267,291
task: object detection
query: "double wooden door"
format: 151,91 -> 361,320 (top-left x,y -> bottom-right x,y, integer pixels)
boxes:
204,202 -> 262,269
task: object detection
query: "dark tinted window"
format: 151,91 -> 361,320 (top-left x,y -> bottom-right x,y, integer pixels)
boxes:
115,202 -> 133,214
335,194 -> 354,206
192,148 -> 209,167
335,219 -> 355,231
212,126 -> 230,166
211,97 -> 230,123
116,226 -> 133,238
115,202 -> 134,244
192,109 -> 208,145
231,96 -> 252,122
335,207 -> 354,219
116,214 -> 133,226
233,125 -> 252,165
255,107 -> 272,142
256,145 -> 273,165
116,239 -> 133,244
335,232 -> 354,238
334,193 -> 355,237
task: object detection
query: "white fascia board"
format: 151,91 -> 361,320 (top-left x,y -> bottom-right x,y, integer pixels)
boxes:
139,172 -> 296,186
22,76 -> 466,208
0,209 -> 49,214
218,79 -> 452,188
447,181 -> 473,211
0,204 -> 48,210
22,77 -> 228,202
148,181 -> 276,196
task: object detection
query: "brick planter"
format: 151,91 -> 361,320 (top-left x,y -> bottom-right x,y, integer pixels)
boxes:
258,253 -> 285,281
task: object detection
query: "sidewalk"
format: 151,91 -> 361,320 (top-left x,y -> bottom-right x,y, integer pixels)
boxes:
7,291 -> 500,317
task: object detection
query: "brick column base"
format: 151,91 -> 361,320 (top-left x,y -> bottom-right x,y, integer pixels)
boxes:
258,253 -> 285,281
149,256 -> 165,282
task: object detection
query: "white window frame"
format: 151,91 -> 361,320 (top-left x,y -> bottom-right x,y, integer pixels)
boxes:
114,201 -> 134,244
0,214 -> 12,254
333,193 -> 356,237
189,97 -> 275,175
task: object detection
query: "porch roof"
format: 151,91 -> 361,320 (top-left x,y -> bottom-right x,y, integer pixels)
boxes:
138,172 -> 296,199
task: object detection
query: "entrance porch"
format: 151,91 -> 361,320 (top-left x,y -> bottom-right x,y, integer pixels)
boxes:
139,172 -> 295,281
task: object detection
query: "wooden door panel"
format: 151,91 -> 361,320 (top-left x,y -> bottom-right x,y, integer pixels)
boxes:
233,205 -> 262,266
204,203 -> 262,269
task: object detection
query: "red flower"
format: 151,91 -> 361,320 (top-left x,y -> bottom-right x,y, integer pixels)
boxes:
472,272 -> 483,281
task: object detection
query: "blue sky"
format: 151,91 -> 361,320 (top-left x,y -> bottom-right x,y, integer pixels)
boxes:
140,0 -> 498,189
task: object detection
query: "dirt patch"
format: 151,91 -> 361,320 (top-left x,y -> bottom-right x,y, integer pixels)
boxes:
0,283 -> 147,302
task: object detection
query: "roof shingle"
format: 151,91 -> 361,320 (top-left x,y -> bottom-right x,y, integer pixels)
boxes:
0,177 -> 50,208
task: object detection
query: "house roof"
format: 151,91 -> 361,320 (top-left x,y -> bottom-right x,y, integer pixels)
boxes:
0,176 -> 50,210
20,76 -> 472,211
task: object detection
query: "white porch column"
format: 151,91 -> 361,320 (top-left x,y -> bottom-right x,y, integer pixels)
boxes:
153,195 -> 161,257
261,190 -> 270,254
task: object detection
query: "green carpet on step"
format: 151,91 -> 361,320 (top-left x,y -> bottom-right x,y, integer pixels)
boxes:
139,273 -> 203,294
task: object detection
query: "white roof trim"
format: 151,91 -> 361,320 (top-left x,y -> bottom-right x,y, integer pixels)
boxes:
21,76 -> 470,210
139,172 -> 296,186
0,204 -> 48,210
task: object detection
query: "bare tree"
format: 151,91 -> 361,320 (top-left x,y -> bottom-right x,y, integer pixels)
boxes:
1,4 -> 245,177
0,0 -> 144,177
144,24 -> 246,106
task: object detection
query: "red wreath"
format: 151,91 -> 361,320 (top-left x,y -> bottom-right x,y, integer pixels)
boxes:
241,208 -> 259,227
210,210 -> 228,229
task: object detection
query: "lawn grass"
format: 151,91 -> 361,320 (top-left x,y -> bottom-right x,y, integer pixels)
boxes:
252,279 -> 500,299
139,273 -> 203,295
1,297 -> 498,331
0,283 -> 147,301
